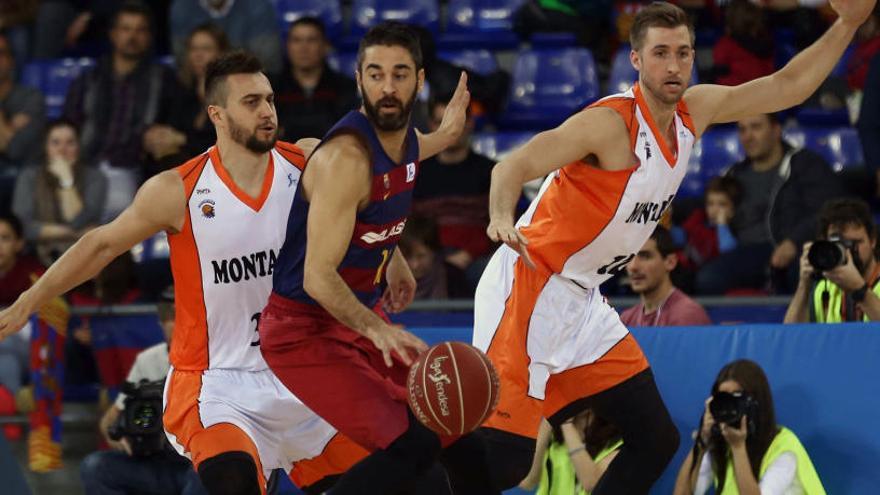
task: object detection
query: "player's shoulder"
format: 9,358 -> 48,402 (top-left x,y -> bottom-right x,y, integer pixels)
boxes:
274,140 -> 308,170
312,131 -> 370,163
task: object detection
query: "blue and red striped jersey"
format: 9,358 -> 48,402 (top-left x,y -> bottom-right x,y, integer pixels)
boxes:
272,110 -> 420,309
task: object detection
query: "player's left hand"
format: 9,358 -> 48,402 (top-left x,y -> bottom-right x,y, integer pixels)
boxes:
383,250 -> 416,313
435,72 -> 471,147
830,0 -> 877,28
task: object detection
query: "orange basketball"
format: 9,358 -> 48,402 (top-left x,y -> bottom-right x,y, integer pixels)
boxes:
406,341 -> 500,436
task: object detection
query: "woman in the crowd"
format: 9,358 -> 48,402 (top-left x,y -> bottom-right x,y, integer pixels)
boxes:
12,119 -> 107,266
519,410 -> 623,495
673,359 -> 825,495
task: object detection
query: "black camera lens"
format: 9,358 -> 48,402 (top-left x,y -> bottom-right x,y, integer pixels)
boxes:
710,391 -> 747,427
808,240 -> 845,272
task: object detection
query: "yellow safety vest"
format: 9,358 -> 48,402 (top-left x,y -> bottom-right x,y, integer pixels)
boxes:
812,278 -> 880,323
537,439 -> 623,495
715,427 -> 825,495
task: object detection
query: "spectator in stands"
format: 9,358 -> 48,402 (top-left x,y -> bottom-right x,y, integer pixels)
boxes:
673,359 -> 825,494
12,119 -> 107,266
621,226 -> 712,327
712,0 -> 775,86
0,31 -> 47,172
784,198 -> 880,323
169,0 -> 281,75
413,94 -> 495,282
145,23 -> 229,171
398,216 -> 472,300
859,52 -> 880,193
80,295 -> 207,495
696,113 -> 842,295
63,1 -> 178,222
681,176 -> 741,270
519,410 -> 622,495
274,17 -> 358,142
0,214 -> 45,306
847,3 -> 880,91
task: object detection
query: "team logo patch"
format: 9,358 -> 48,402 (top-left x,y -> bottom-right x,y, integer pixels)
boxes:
199,199 -> 216,218
406,162 -> 416,183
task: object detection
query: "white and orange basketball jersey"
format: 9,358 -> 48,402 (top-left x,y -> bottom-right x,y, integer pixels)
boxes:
168,142 -> 305,372
517,82 -> 695,288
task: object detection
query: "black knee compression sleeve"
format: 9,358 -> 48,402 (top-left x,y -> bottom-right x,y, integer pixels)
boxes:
198,451 -> 261,495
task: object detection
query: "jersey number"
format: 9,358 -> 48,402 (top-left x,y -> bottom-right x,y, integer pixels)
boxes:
597,254 -> 635,276
374,249 -> 391,285
249,312 -> 261,347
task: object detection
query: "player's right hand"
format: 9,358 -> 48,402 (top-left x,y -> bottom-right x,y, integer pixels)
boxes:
487,222 -> 536,269
0,303 -> 31,342
365,323 -> 428,367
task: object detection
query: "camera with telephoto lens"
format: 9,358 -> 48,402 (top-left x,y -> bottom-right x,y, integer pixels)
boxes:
710,391 -> 758,435
808,234 -> 857,272
107,379 -> 169,457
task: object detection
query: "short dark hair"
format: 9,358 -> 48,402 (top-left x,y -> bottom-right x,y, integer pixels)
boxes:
188,23 -> 230,53
649,225 -> 677,258
399,216 -> 441,257
630,2 -> 694,51
705,176 -> 742,205
0,213 -> 23,239
112,0 -> 153,30
818,198 -> 877,241
288,16 -> 327,40
357,22 -> 422,73
204,50 -> 264,107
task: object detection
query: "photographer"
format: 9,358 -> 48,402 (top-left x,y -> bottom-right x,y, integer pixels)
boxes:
80,296 -> 206,495
672,359 -> 825,495
784,198 -> 880,323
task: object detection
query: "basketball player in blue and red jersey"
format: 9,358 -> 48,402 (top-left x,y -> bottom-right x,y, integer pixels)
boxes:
461,0 -> 878,493
0,49 -> 469,495
258,23 -> 475,494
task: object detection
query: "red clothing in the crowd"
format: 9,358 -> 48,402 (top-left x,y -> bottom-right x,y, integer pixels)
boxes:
848,37 -> 880,90
681,209 -> 720,269
713,35 -> 775,86
620,288 -> 712,327
0,256 -> 45,306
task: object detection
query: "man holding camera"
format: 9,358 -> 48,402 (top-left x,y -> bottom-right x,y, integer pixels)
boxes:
784,198 -> 880,323
80,298 -> 207,495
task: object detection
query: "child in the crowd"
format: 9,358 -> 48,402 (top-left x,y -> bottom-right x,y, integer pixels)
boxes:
681,176 -> 742,270
398,216 -> 473,300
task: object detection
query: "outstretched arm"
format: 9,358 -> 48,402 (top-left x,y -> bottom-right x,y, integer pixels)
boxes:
417,72 -> 470,161
0,171 -> 185,338
685,0 -> 876,133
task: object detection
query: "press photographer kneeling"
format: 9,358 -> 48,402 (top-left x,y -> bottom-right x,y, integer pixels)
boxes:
80,296 -> 206,495
672,360 -> 825,495
784,198 -> 880,323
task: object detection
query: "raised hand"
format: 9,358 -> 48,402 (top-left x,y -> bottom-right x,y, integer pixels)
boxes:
830,0 -> 877,28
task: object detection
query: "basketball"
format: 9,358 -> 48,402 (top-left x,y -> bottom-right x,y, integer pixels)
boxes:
406,341 -> 500,436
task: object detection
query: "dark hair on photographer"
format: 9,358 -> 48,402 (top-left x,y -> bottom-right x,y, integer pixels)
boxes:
650,225 -> 677,258
705,176 -> 742,206
817,198 -> 877,242
692,359 -> 778,491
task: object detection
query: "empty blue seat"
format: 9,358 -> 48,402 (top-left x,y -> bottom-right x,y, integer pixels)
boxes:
44,58 -> 95,119
326,52 -> 359,78
501,47 -> 599,129
275,0 -> 343,40
802,127 -> 864,172
440,0 -> 523,49
349,0 -> 439,36
679,140 -> 706,198
699,127 -> 743,179
437,49 -> 498,75
471,131 -> 533,161
794,107 -> 850,127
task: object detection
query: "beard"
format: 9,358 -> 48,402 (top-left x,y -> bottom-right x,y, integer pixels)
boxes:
228,114 -> 278,153
360,83 -> 418,132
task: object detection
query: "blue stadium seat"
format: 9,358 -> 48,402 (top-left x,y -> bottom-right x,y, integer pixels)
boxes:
440,0 -> 523,49
802,127 -> 865,172
605,44 -> 698,96
471,131 -> 533,161
349,0 -> 439,36
437,49 -> 498,76
275,0 -> 343,40
699,127 -> 742,179
500,48 -> 600,129
44,58 -> 95,119
326,51 -> 359,78
679,139 -> 705,198
794,107 -> 850,127
19,61 -> 49,91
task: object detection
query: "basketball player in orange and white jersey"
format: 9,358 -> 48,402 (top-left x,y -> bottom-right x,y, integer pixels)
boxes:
465,1 -> 877,493
0,50 -> 468,495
